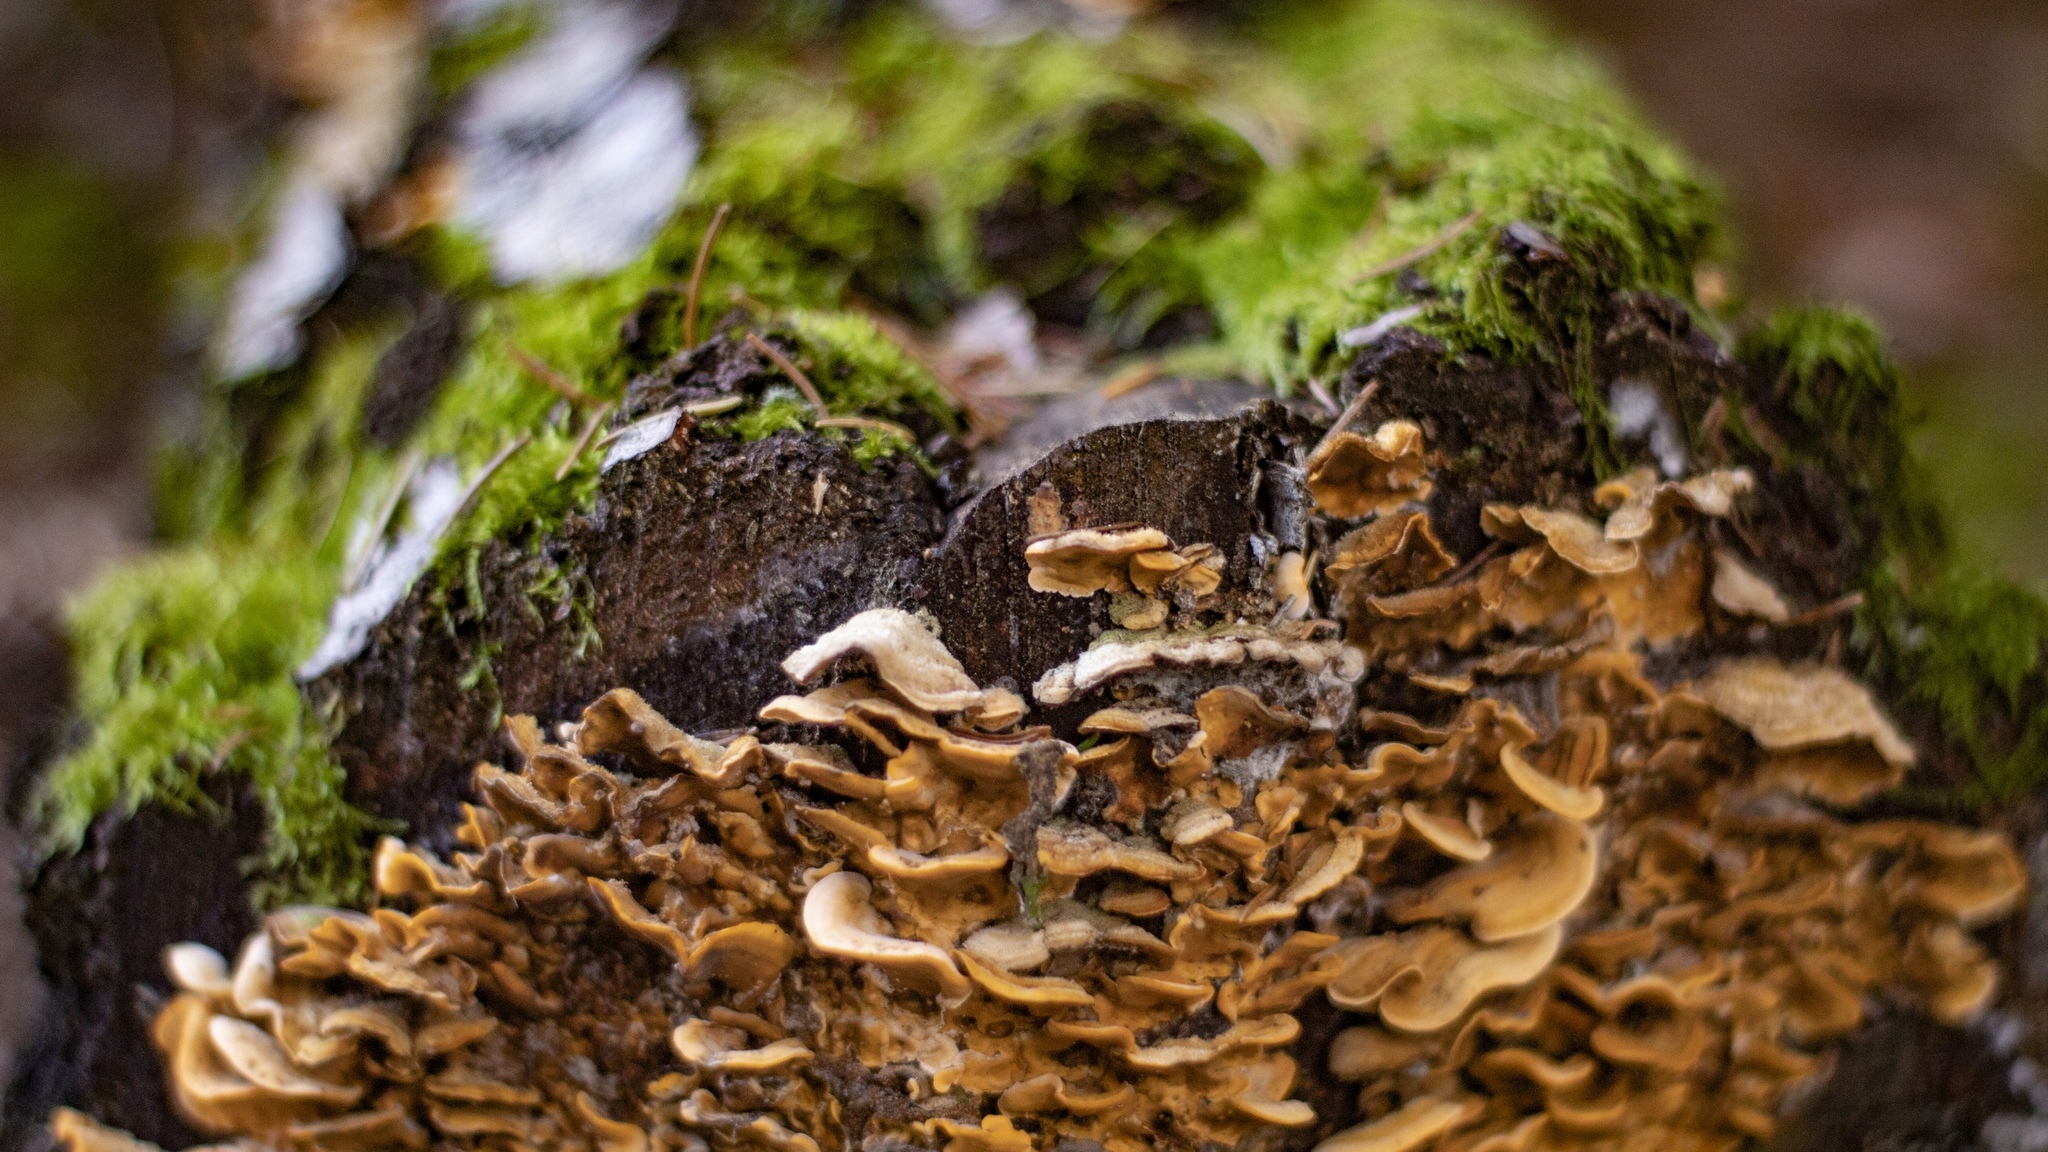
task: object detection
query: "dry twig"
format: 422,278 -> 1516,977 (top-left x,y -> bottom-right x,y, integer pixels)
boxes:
512,347 -> 597,407
1303,375 -> 1340,416
1313,378 -> 1382,457
1099,359 -> 1164,400
343,448 -> 424,593
456,431 -> 534,517
554,403 -> 617,482
1347,208 -> 1484,284
816,415 -> 918,442
684,203 -> 733,348
746,331 -> 829,416
1433,539 -> 1504,588
1784,592 -> 1867,628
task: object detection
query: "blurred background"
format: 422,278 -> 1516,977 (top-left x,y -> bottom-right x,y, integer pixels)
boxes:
1545,0 -> 2048,583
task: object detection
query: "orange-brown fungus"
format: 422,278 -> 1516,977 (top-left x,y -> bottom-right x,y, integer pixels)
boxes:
1307,420 -> 1433,519
64,422 -> 2023,1152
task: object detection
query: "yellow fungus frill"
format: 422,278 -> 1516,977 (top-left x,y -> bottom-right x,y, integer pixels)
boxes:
61,411 -> 2023,1152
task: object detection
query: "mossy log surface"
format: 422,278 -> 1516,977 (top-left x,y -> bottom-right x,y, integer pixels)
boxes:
325,432 -> 943,847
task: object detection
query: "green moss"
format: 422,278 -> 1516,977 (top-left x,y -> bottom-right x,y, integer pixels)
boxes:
850,426 -> 919,466
42,190 -> 964,909
1196,158 -> 1383,378
1867,565 -> 2048,798
1199,0 -> 1720,475
35,548 -> 389,907
693,311 -> 955,459
689,13 -> 1271,344
416,224 -> 498,298
36,333 -> 406,904
687,0 -> 1718,458
523,561 -> 602,661
429,4 -> 541,101
457,638 -> 506,733
785,309 -> 957,431
683,0 -> 1720,386
401,243 -> 681,562
864,16 -> 1263,345
1734,306 -> 1941,556
687,55 -> 944,318
1735,304 -> 2048,800
852,16 -> 1163,280
724,392 -> 814,440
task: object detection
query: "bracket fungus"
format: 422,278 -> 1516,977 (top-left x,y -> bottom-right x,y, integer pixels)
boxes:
1023,526 -> 1228,637
64,407 -> 2024,1152
782,608 -> 1027,729
802,871 -> 973,1000
1693,657 -> 1916,805
1306,419 -> 1434,519
1024,528 -> 1173,596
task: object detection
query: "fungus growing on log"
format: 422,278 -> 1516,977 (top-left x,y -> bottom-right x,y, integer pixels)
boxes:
25,0 -> 2046,1147
57,439 -> 2025,1150
1306,420 -> 1434,519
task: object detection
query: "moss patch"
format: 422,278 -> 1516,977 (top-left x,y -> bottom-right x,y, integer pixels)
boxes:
1211,0 -> 1719,476
1868,566 -> 2048,798
785,309 -> 958,429
685,0 -> 1720,404
36,324 -> 409,907
1732,306 -> 2048,799
38,196 -> 966,908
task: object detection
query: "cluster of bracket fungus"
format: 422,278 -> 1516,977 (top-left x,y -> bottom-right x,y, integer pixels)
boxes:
1311,654 -> 2025,1152
1283,420 -> 2024,1152
64,604 -> 1361,1152
1022,523 -> 1360,714
1304,418 -> 1434,520
59,408 -> 2027,1152
1024,525 -> 1227,633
